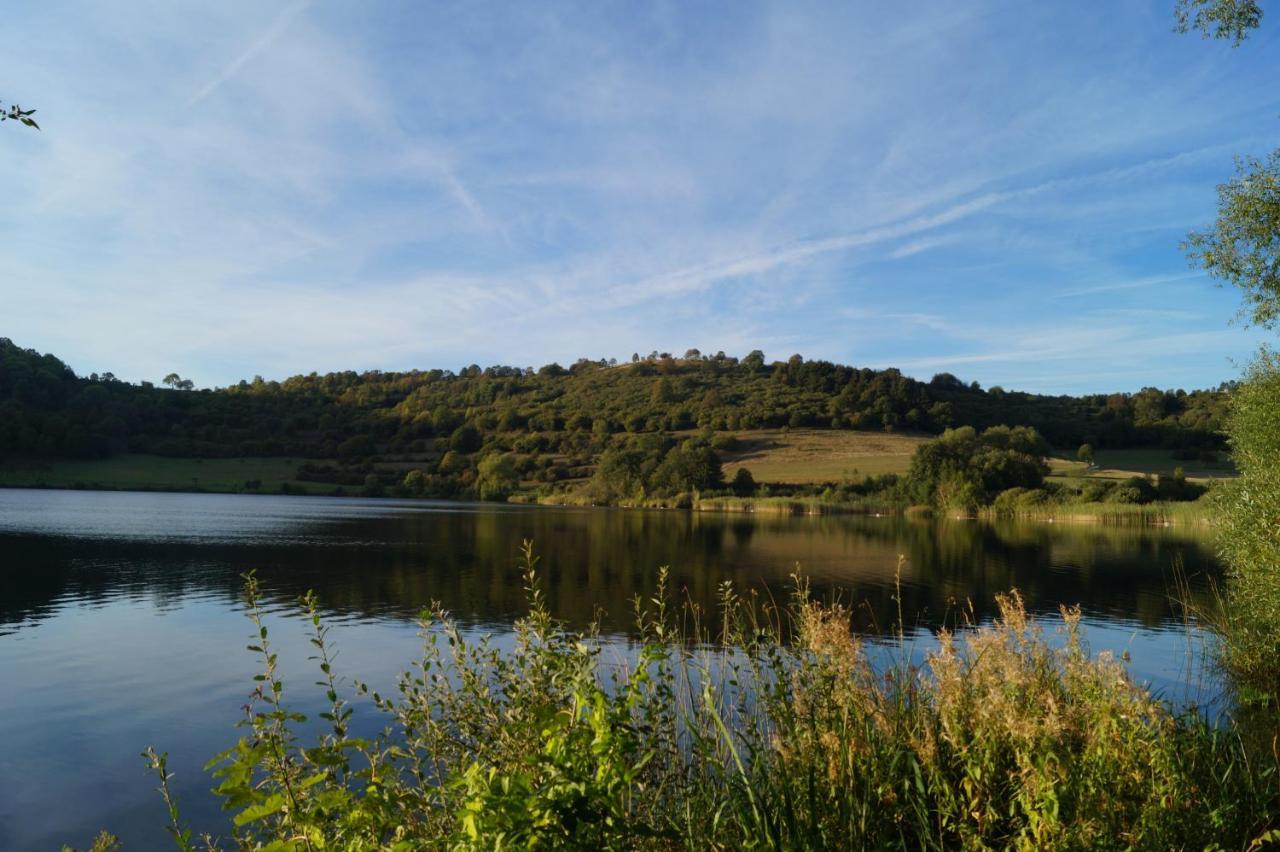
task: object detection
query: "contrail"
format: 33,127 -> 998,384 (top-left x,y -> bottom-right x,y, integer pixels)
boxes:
186,0 -> 311,108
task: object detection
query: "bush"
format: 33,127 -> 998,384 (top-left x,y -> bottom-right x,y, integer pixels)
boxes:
1157,468 -> 1207,502
992,486 -> 1056,512
450,423 -> 483,454
1078,480 -> 1115,502
1103,476 -> 1159,505
710,433 -> 740,451
1216,353 -> 1280,695
476,453 -> 519,502
1107,485 -> 1145,504
336,435 -> 375,459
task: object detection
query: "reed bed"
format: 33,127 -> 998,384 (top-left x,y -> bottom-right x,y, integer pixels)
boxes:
978,500 -> 1213,527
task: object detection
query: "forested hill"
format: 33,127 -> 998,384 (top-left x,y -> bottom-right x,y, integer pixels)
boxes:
0,338 -> 1228,462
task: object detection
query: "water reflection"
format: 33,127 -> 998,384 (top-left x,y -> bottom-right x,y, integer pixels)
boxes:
1,489 -> 1219,637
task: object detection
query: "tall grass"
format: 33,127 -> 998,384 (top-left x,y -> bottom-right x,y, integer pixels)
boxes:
140,544 -> 1279,850
692,495 -> 891,515
978,500 -> 1213,526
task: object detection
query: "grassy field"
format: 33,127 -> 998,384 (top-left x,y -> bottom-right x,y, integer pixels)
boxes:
0,440 -> 1239,498
1047,448 -> 1236,484
0,455 -> 327,494
719,428 -> 929,484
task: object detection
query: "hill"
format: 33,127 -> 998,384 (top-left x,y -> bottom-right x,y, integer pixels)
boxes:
0,339 -> 1231,499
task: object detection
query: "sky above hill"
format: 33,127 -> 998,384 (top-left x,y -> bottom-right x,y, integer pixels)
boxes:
2,1 -> 1278,393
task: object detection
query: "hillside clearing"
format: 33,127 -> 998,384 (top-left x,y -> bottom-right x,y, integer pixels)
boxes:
1048,448 -> 1236,484
719,428 -> 928,484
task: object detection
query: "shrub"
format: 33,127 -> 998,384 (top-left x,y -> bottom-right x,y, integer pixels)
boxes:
1216,353 -> 1280,695
1107,485 -> 1145,504
336,434 -> 375,459
450,423 -> 483,453
992,486 -> 1056,512
710,433 -> 740,451
1078,480 -> 1114,503
476,453 -> 519,502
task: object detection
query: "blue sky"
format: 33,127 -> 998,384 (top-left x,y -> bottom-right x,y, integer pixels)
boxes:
2,1 -> 1277,393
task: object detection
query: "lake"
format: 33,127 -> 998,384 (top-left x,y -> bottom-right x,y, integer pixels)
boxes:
0,488 -> 1223,850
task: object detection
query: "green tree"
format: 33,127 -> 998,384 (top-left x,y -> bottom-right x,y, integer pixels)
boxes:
587,447 -> 649,503
476,453 -> 519,501
450,423 -> 483,453
1214,354 -> 1280,689
1177,0 -> 1280,695
1183,151 -> 1280,329
731,466 -> 756,496
1174,0 -> 1263,44
438,450 -> 464,474
361,473 -> 383,497
403,468 -> 426,496
651,443 -> 723,495
162,373 -> 194,391
432,404 -> 461,435
907,426 -> 1049,510
337,435 -> 375,459
650,377 -> 676,405
1077,443 -> 1095,466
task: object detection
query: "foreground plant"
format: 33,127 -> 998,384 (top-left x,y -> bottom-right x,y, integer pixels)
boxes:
140,543 -> 1279,849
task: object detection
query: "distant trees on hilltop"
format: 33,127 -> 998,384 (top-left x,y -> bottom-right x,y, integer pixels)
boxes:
0,339 -> 1230,478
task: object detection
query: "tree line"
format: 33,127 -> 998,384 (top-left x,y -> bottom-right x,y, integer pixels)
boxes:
0,340 -> 1230,467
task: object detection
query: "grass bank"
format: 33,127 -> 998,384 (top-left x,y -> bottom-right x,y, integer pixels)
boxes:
117,545 -> 1278,851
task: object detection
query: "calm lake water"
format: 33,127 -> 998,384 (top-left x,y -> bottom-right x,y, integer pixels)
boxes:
0,488 -> 1224,850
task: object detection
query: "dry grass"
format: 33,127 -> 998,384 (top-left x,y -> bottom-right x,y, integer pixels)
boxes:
719,428 -> 928,484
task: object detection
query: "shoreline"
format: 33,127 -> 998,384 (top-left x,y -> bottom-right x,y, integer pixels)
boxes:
1,476 -> 1213,527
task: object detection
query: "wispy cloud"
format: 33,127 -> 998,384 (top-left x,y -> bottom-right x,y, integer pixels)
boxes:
186,0 -> 312,108
0,0 -> 1274,394
1055,272 -> 1206,298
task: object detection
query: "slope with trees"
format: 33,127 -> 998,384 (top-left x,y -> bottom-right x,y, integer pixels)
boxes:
0,338 -> 1232,503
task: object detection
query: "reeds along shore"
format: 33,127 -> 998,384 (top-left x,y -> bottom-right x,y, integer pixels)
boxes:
544,491 -> 1213,526
129,544 -> 1277,851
